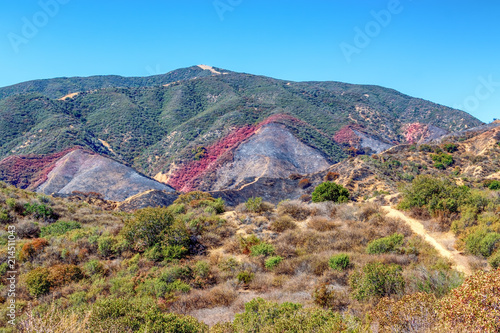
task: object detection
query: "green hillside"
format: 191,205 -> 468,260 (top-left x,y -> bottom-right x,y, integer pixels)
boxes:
0,67 -> 483,178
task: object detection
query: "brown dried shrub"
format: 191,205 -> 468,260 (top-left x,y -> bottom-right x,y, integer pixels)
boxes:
298,178 -> 312,189
324,172 -> 340,182
307,216 -> 337,232
277,200 -> 311,221
270,215 -> 297,232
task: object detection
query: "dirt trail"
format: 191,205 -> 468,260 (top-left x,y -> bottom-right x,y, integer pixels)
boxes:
235,157 -> 271,191
382,206 -> 472,276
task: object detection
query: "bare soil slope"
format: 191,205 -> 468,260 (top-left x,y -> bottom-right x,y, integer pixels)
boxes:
211,124 -> 330,190
36,149 -> 174,201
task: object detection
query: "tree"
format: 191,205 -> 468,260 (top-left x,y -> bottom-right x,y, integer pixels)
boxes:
311,182 -> 349,203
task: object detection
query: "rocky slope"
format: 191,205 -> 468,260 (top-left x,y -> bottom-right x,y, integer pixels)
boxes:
0,148 -> 174,201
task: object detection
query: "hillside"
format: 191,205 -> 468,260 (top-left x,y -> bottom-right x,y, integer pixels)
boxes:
0,66 -> 482,194
0,65 -> 229,100
1,180 -> 499,332
0,148 -> 174,201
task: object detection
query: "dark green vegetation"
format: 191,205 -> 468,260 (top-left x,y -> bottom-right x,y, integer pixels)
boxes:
399,175 -> 500,263
0,66 -> 481,181
311,181 -> 349,203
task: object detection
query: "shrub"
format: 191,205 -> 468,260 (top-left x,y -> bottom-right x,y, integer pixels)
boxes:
48,264 -> 84,287
163,245 -> 188,261
5,198 -> 16,210
438,269 -> 500,332
40,220 -> 81,237
328,253 -> 350,271
88,298 -> 208,332
312,284 -> 349,310
250,243 -> 275,257
366,233 -> 404,254
16,220 -> 40,238
98,236 -> 117,257
0,208 -> 10,224
324,171 -> 340,182
465,228 -> 500,257
399,175 -> 471,214
239,235 -> 261,254
298,178 -> 311,189
349,262 -> 405,300
23,203 -> 57,221
84,260 -> 106,276
265,256 -> 283,270
419,144 -> 432,152
371,293 -> 439,332
431,153 -> 454,169
277,200 -> 310,220
159,265 -> 192,284
307,216 -> 337,232
121,207 -> 175,251
237,271 -> 254,284
489,250 -> 500,269
443,143 -> 458,153
311,182 -> 349,203
19,238 -> 49,261
488,180 -> 500,191
270,215 -> 297,232
245,197 -> 264,213
231,298 -> 347,332
194,260 -> 210,279
25,267 -> 51,297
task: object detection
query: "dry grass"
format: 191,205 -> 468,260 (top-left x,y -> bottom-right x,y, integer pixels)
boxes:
270,215 -> 297,232
18,303 -> 91,333
169,283 -> 238,314
307,216 -> 337,232
277,200 -> 311,220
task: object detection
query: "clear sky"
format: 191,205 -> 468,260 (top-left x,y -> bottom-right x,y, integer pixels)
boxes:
0,0 -> 499,123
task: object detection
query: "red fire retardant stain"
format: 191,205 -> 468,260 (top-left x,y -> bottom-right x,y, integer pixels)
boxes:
403,123 -> 428,144
167,114 -> 304,192
0,147 -> 83,190
334,125 -> 359,145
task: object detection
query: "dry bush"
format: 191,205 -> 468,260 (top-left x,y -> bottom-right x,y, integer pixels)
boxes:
370,293 -> 438,333
274,229 -> 325,254
336,204 -> 360,221
320,269 -> 350,286
270,215 -> 297,232
299,194 -> 311,202
378,254 -> 413,267
309,254 -> 330,276
169,283 -> 238,314
248,273 -> 274,292
222,237 -> 241,255
16,219 -> 40,238
289,173 -> 303,180
17,303 -> 91,333
308,201 -> 337,218
298,178 -> 311,189
409,206 -> 431,220
307,216 -> 337,232
358,202 -> 380,221
312,283 -> 350,311
282,274 -> 314,293
324,171 -> 340,182
467,255 -> 488,272
277,200 -> 311,221
274,242 -> 297,259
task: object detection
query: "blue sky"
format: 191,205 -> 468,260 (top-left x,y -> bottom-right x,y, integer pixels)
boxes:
0,0 -> 499,122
